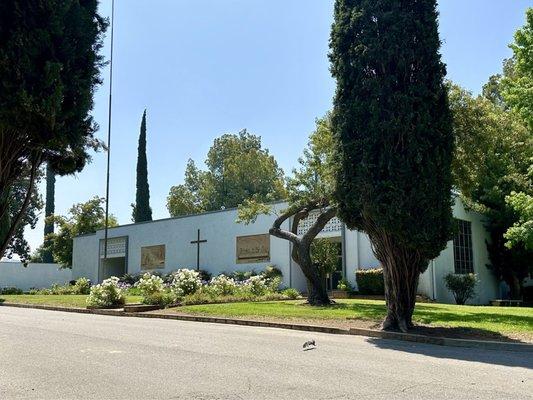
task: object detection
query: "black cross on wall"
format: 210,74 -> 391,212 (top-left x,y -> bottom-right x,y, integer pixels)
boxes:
190,229 -> 207,270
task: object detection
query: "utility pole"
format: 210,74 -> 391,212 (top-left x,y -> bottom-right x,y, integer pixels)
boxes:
104,0 -> 115,259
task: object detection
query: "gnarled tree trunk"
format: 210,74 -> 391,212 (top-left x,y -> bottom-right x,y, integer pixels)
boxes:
269,201 -> 336,306
370,229 -> 426,332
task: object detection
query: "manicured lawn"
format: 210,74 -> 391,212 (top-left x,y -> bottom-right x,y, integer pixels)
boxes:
0,295 -> 142,308
175,299 -> 533,340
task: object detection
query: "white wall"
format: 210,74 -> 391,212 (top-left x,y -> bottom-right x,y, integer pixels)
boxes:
0,262 -> 72,291
418,197 -> 499,304
73,202 -> 295,288
343,196 -> 499,305
72,197 -> 499,304
72,233 -> 99,283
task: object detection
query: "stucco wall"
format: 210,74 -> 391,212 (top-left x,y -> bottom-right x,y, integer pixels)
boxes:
72,197 -> 499,304
73,203 -> 294,288
418,197 -> 499,304
72,233 -> 99,283
0,262 -> 71,291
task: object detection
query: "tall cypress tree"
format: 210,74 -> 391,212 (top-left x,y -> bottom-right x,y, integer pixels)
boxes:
133,110 -> 152,222
42,163 -> 55,263
330,0 -> 453,331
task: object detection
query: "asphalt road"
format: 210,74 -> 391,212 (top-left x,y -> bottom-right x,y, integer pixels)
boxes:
0,307 -> 531,400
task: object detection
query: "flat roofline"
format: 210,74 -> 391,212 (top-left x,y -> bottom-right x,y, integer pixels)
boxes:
74,199 -> 288,238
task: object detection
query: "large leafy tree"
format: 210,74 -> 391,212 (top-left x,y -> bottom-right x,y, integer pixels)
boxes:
450,83 -> 532,299
132,110 -> 153,222
0,0 -> 107,259
239,115 -> 337,305
505,189 -> 533,251
502,8 -> 533,131
330,0 -> 454,331
167,130 -> 285,216
45,197 -> 117,268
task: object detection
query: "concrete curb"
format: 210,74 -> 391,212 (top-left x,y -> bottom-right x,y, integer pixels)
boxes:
1,302 -> 531,352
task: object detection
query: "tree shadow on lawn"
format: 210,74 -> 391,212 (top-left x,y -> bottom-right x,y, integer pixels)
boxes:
327,302 -> 532,343
367,337 -> 533,369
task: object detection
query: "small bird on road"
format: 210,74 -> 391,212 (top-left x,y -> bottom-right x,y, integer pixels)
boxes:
303,340 -> 316,349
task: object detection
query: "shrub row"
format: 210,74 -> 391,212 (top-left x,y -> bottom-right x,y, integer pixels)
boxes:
355,268 -> 385,295
87,267 -> 297,308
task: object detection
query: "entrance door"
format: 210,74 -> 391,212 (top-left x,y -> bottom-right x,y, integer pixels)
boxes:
100,257 -> 126,280
98,236 -> 128,282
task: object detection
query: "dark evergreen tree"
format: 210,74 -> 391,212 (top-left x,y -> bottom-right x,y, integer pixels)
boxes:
0,0 -> 107,258
42,163 -> 56,263
330,0 -> 454,331
133,110 -> 152,222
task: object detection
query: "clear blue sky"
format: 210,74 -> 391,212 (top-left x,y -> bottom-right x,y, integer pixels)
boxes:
24,0 -> 532,253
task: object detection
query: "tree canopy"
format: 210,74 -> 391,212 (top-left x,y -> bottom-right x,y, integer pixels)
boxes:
448,8 -> 533,298
0,0 -> 107,258
44,197 -> 117,268
167,130 -> 285,217
330,0 -> 454,331
450,81 -> 532,297
238,114 -> 338,305
502,8 -> 533,131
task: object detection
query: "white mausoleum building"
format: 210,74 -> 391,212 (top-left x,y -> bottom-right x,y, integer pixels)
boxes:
72,196 -> 499,304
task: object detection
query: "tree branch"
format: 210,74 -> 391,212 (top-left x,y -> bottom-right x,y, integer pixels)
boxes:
269,201 -> 319,245
301,207 -> 338,248
0,154 -> 41,258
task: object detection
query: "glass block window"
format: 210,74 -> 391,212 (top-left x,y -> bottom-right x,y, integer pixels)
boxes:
297,211 -> 342,235
453,219 -> 474,274
99,237 -> 127,258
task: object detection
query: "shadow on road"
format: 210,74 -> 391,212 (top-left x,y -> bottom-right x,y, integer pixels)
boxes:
367,337 -> 533,369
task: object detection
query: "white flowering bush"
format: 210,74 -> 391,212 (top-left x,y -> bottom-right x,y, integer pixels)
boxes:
135,273 -> 170,305
209,274 -> 237,296
171,268 -> 202,297
243,275 -> 268,296
86,277 -> 125,308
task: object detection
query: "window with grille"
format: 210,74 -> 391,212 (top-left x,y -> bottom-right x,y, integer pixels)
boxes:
453,219 -> 474,274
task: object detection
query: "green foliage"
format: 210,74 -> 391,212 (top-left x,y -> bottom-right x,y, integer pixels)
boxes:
72,277 -> 91,295
4,172 -> 43,263
311,239 -> 339,275
86,277 -> 125,308
209,275 -> 237,296
504,190 -> 533,250
330,0 -> 453,264
0,287 -> 23,295
355,268 -> 385,295
179,289 -> 288,306
449,79 -> 533,297
336,278 -> 352,292
287,114 -> 336,207
502,8 -> 533,130
444,273 -> 477,305
263,265 -> 283,280
237,114 -> 336,225
167,130 -> 285,217
135,273 -> 172,306
0,0 -> 107,257
197,269 -> 212,282
44,197 -> 118,268
132,110 -> 153,223
281,288 -> 301,300
28,279 -> 91,296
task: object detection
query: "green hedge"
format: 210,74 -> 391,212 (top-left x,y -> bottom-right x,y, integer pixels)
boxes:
355,268 -> 384,295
